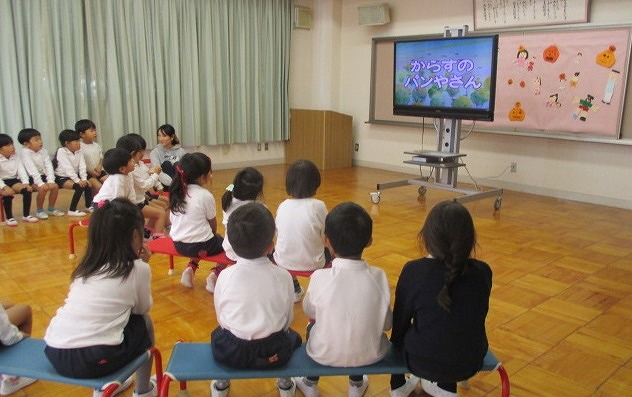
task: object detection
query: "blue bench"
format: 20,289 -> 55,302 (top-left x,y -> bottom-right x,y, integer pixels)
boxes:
0,338 -> 163,397
159,342 -> 509,397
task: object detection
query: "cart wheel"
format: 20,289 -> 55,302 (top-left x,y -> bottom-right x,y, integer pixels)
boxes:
494,197 -> 502,210
418,186 -> 427,196
370,191 -> 381,204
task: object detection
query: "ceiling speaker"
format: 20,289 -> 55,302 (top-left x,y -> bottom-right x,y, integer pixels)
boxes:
358,3 -> 390,26
294,6 -> 312,30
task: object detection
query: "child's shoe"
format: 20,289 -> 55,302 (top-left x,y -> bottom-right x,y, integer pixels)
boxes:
93,375 -> 133,397
206,272 -> 218,294
22,215 -> 39,223
421,379 -> 457,397
293,286 -> 304,303
0,376 -> 37,395
277,378 -> 296,397
180,264 -> 195,288
5,218 -> 18,227
390,375 -> 419,397
348,375 -> 369,397
36,210 -> 49,219
293,377 -> 318,397
86,206 -> 95,213
67,210 -> 87,217
210,380 -> 230,397
132,377 -> 157,397
49,208 -> 66,216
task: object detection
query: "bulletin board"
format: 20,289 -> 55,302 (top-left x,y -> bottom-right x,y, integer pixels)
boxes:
368,24 -> 632,140
473,0 -> 589,30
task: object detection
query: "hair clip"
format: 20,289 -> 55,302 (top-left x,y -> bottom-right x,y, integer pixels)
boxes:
97,200 -> 108,208
226,184 -> 234,192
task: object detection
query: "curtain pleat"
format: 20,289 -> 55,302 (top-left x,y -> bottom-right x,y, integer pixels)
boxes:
0,0 -> 291,152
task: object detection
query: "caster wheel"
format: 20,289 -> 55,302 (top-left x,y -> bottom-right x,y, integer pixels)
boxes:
494,197 -> 502,210
418,186 -> 427,196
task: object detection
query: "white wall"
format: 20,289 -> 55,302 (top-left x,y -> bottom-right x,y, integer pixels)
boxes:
325,0 -> 632,209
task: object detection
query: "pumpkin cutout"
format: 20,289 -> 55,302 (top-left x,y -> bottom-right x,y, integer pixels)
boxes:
596,45 -> 616,68
543,45 -> 560,63
509,102 -> 526,121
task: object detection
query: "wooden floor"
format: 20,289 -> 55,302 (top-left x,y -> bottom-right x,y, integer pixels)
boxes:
2,165 -> 632,396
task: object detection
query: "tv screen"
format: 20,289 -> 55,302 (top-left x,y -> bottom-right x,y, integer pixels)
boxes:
393,35 -> 498,121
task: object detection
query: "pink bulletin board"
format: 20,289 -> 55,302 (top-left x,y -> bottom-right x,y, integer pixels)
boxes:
478,27 -> 631,138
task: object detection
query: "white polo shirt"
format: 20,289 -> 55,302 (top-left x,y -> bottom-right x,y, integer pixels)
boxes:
303,258 -> 393,367
169,184 -> 216,243
54,147 -> 87,183
273,198 -> 328,271
20,147 -> 55,186
0,153 -> 29,189
221,198 -> 254,261
80,141 -> 103,172
93,173 -> 136,204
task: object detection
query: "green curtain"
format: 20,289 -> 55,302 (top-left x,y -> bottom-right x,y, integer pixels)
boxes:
0,0 -> 291,152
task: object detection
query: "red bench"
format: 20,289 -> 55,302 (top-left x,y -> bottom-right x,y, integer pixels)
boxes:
146,237 -> 235,275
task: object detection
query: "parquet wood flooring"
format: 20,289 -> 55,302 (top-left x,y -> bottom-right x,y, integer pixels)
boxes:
2,165 -> 631,396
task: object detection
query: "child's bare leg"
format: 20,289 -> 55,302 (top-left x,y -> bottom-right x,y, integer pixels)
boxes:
47,183 -> 59,209
143,206 -> 165,234
35,185 -> 48,211
88,177 -> 102,196
5,303 -> 33,335
134,314 -> 155,395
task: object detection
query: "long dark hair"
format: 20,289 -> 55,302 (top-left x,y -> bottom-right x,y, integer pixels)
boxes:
421,201 -> 476,312
71,198 -> 145,280
221,167 -> 264,211
169,152 -> 212,214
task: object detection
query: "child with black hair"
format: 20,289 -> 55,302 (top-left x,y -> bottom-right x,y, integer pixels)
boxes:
150,124 -> 186,189
206,167 -> 264,293
92,148 -> 136,205
0,133 -> 38,226
273,160 -> 329,302
169,152 -> 224,289
126,133 -> 168,211
116,135 -> 168,239
44,198 -> 157,397
18,128 -> 65,219
0,301 -> 37,395
294,202 -> 392,397
54,129 -> 93,216
76,119 -> 107,195
389,201 -> 492,397
211,202 -> 301,397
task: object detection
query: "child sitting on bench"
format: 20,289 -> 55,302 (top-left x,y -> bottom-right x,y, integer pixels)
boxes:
294,202 -> 393,397
0,301 -> 36,395
211,203 -> 301,397
44,198 -> 157,397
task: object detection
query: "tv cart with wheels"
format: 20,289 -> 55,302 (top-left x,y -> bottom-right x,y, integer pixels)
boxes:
371,25 -> 503,210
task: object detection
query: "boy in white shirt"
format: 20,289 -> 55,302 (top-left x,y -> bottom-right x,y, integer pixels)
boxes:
92,148 -> 136,206
76,119 -> 107,196
17,128 -> 65,219
211,203 -> 302,397
0,134 -> 38,226
294,202 -> 393,397
53,129 -> 93,216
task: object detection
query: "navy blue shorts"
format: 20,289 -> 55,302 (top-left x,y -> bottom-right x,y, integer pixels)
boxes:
45,314 -> 152,379
173,236 -> 225,258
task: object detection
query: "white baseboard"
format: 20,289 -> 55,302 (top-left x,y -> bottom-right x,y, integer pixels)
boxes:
354,159 -> 632,210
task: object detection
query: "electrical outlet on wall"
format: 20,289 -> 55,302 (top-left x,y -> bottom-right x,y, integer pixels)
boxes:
354,143 -> 359,152
510,162 -> 517,173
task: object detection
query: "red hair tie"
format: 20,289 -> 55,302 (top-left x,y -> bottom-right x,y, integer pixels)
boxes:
175,165 -> 188,196
97,200 -> 108,208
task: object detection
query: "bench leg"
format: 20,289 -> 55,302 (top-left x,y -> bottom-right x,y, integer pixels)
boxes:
498,364 -> 510,397
168,255 -> 175,275
178,381 -> 189,396
68,222 -> 80,259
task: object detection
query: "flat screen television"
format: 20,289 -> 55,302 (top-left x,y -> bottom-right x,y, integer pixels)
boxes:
393,35 -> 498,121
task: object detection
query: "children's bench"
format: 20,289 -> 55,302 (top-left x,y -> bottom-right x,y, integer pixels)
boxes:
158,342 -> 509,397
68,219 -> 90,258
146,237 -> 235,275
0,338 -> 163,397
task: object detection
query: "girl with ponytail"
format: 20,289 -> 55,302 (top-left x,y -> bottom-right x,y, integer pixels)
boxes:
389,201 -> 492,397
169,152 -> 224,290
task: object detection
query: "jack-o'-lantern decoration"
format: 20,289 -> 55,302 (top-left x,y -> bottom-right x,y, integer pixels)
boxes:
596,45 -> 616,68
543,45 -> 560,63
509,102 -> 526,121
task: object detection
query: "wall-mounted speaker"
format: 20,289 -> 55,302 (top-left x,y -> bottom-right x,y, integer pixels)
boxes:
293,6 -> 312,30
358,3 -> 390,26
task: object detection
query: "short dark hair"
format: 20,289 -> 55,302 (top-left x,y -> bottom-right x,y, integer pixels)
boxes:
127,133 -> 147,150
157,124 -> 179,145
17,128 -> 41,145
0,134 -> 14,148
325,202 -> 372,258
58,129 -> 81,146
116,135 -> 143,154
286,159 -> 321,198
75,119 -> 96,135
227,202 -> 275,259
103,148 -> 132,174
